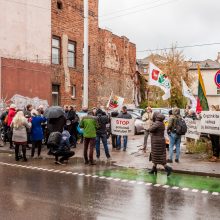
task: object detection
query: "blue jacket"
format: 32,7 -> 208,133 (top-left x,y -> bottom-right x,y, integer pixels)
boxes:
31,116 -> 47,141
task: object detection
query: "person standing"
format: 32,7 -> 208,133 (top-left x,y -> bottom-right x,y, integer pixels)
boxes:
95,109 -> 111,161
11,111 -> 31,162
209,105 -> 220,162
0,107 -> 9,145
63,105 -> 69,119
80,111 -> 98,165
30,109 -> 47,159
7,104 -> 17,149
167,107 -> 182,163
116,106 -> 132,151
110,111 -> 119,149
148,112 -> 172,176
142,107 -> 153,152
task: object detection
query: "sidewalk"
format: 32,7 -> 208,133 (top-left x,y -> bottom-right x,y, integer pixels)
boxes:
0,135 -> 220,177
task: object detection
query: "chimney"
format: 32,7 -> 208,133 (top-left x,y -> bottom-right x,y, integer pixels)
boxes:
217,52 -> 220,63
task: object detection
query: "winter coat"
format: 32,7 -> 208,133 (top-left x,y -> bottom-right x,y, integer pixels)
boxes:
117,112 -> 132,119
7,108 -> 16,126
149,113 -> 166,165
96,110 -> 109,135
30,116 -> 47,141
167,108 -> 181,133
142,112 -> 153,130
80,116 -> 98,138
11,119 -> 31,143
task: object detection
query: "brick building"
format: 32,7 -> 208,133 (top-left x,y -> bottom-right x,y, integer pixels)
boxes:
0,0 -> 136,109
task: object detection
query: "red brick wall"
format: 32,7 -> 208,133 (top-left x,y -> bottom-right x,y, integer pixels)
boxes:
51,0 -> 99,109
52,0 -> 136,109
1,58 -> 51,104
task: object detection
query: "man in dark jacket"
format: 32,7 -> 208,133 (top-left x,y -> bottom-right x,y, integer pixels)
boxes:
167,107 -> 182,163
95,109 -> 111,161
116,106 -> 132,151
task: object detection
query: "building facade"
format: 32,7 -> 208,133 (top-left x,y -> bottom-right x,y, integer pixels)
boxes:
0,0 -> 136,109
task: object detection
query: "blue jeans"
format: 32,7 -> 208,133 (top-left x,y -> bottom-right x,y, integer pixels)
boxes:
96,134 -> 110,159
116,136 -> 128,150
169,132 -> 181,160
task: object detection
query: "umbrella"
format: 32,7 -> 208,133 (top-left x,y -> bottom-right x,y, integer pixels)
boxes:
44,106 -> 65,119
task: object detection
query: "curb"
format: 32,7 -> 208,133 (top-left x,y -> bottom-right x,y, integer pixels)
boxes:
0,148 -> 220,178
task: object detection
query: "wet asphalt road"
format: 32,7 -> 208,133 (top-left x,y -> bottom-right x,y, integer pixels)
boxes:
0,162 -> 220,220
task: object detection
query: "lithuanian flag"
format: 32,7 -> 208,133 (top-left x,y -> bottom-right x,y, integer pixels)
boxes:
196,65 -> 209,112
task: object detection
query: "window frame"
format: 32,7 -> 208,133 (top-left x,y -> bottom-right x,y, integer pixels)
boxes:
68,40 -> 76,68
52,36 -> 61,65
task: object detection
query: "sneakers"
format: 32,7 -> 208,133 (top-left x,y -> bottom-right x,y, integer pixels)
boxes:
166,159 -> 173,163
175,159 -> 179,163
55,161 -> 64,165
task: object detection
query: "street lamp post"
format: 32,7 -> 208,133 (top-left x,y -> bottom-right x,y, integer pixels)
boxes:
83,0 -> 89,108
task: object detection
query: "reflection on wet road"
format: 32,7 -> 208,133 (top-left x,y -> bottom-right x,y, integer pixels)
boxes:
0,163 -> 220,220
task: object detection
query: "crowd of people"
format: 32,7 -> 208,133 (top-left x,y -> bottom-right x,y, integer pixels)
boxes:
0,104 -> 133,166
0,102 -> 219,175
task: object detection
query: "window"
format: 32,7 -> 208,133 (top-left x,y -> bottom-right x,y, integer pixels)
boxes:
57,1 -> 63,10
217,87 -> 220,95
68,41 -> 76,68
52,36 -> 60,64
72,85 -> 76,98
52,85 -> 60,106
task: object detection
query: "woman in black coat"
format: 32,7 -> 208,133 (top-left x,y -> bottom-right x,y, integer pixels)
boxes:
148,112 -> 172,176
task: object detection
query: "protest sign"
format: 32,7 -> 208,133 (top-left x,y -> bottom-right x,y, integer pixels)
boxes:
197,111 -> 220,135
111,118 -> 135,136
185,118 -> 200,139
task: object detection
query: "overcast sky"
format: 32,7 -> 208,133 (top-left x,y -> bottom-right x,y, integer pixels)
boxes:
99,0 -> 220,61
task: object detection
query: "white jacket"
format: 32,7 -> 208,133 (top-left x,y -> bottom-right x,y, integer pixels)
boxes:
142,112 -> 153,130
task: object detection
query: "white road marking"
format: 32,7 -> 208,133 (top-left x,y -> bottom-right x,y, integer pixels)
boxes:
0,162 -> 218,196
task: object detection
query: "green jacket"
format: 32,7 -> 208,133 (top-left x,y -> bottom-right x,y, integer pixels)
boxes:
80,116 -> 98,138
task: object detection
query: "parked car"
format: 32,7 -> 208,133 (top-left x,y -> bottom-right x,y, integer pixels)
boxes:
130,112 -> 145,135
127,108 -> 145,116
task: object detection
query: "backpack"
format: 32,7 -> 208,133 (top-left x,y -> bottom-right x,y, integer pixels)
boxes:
47,132 -> 62,147
175,118 -> 187,135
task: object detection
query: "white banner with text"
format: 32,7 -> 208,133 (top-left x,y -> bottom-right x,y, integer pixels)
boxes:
111,118 -> 135,136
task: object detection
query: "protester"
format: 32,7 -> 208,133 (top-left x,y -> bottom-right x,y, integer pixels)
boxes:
11,111 -> 31,161
24,104 -> 33,118
209,105 -> 220,162
116,106 -> 132,151
167,107 -> 183,163
64,105 -> 69,119
0,107 -> 9,145
110,111 -> 119,149
148,112 -> 172,176
142,106 -> 153,152
185,109 -> 197,154
95,109 -> 111,161
7,104 -> 17,149
80,111 -> 98,165
30,109 -> 47,159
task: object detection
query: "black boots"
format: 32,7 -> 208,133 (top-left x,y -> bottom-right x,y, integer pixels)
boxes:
149,166 -> 157,175
165,165 -> 172,176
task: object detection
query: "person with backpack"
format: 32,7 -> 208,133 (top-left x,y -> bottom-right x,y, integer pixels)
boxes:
95,109 -> 111,162
167,107 -> 187,163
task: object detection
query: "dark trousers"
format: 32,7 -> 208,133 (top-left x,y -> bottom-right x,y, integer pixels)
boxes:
111,134 -> 117,148
210,135 -> 220,158
15,144 -> 26,160
55,151 -> 75,162
84,138 -> 96,163
31,140 -> 42,157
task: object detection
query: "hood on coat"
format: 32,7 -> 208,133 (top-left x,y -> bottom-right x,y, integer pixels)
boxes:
153,112 -> 165,122
172,107 -> 180,116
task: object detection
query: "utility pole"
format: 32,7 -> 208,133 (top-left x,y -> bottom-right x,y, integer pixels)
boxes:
83,0 -> 89,108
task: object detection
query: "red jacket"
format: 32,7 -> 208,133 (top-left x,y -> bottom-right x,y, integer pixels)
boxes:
7,108 -> 16,126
